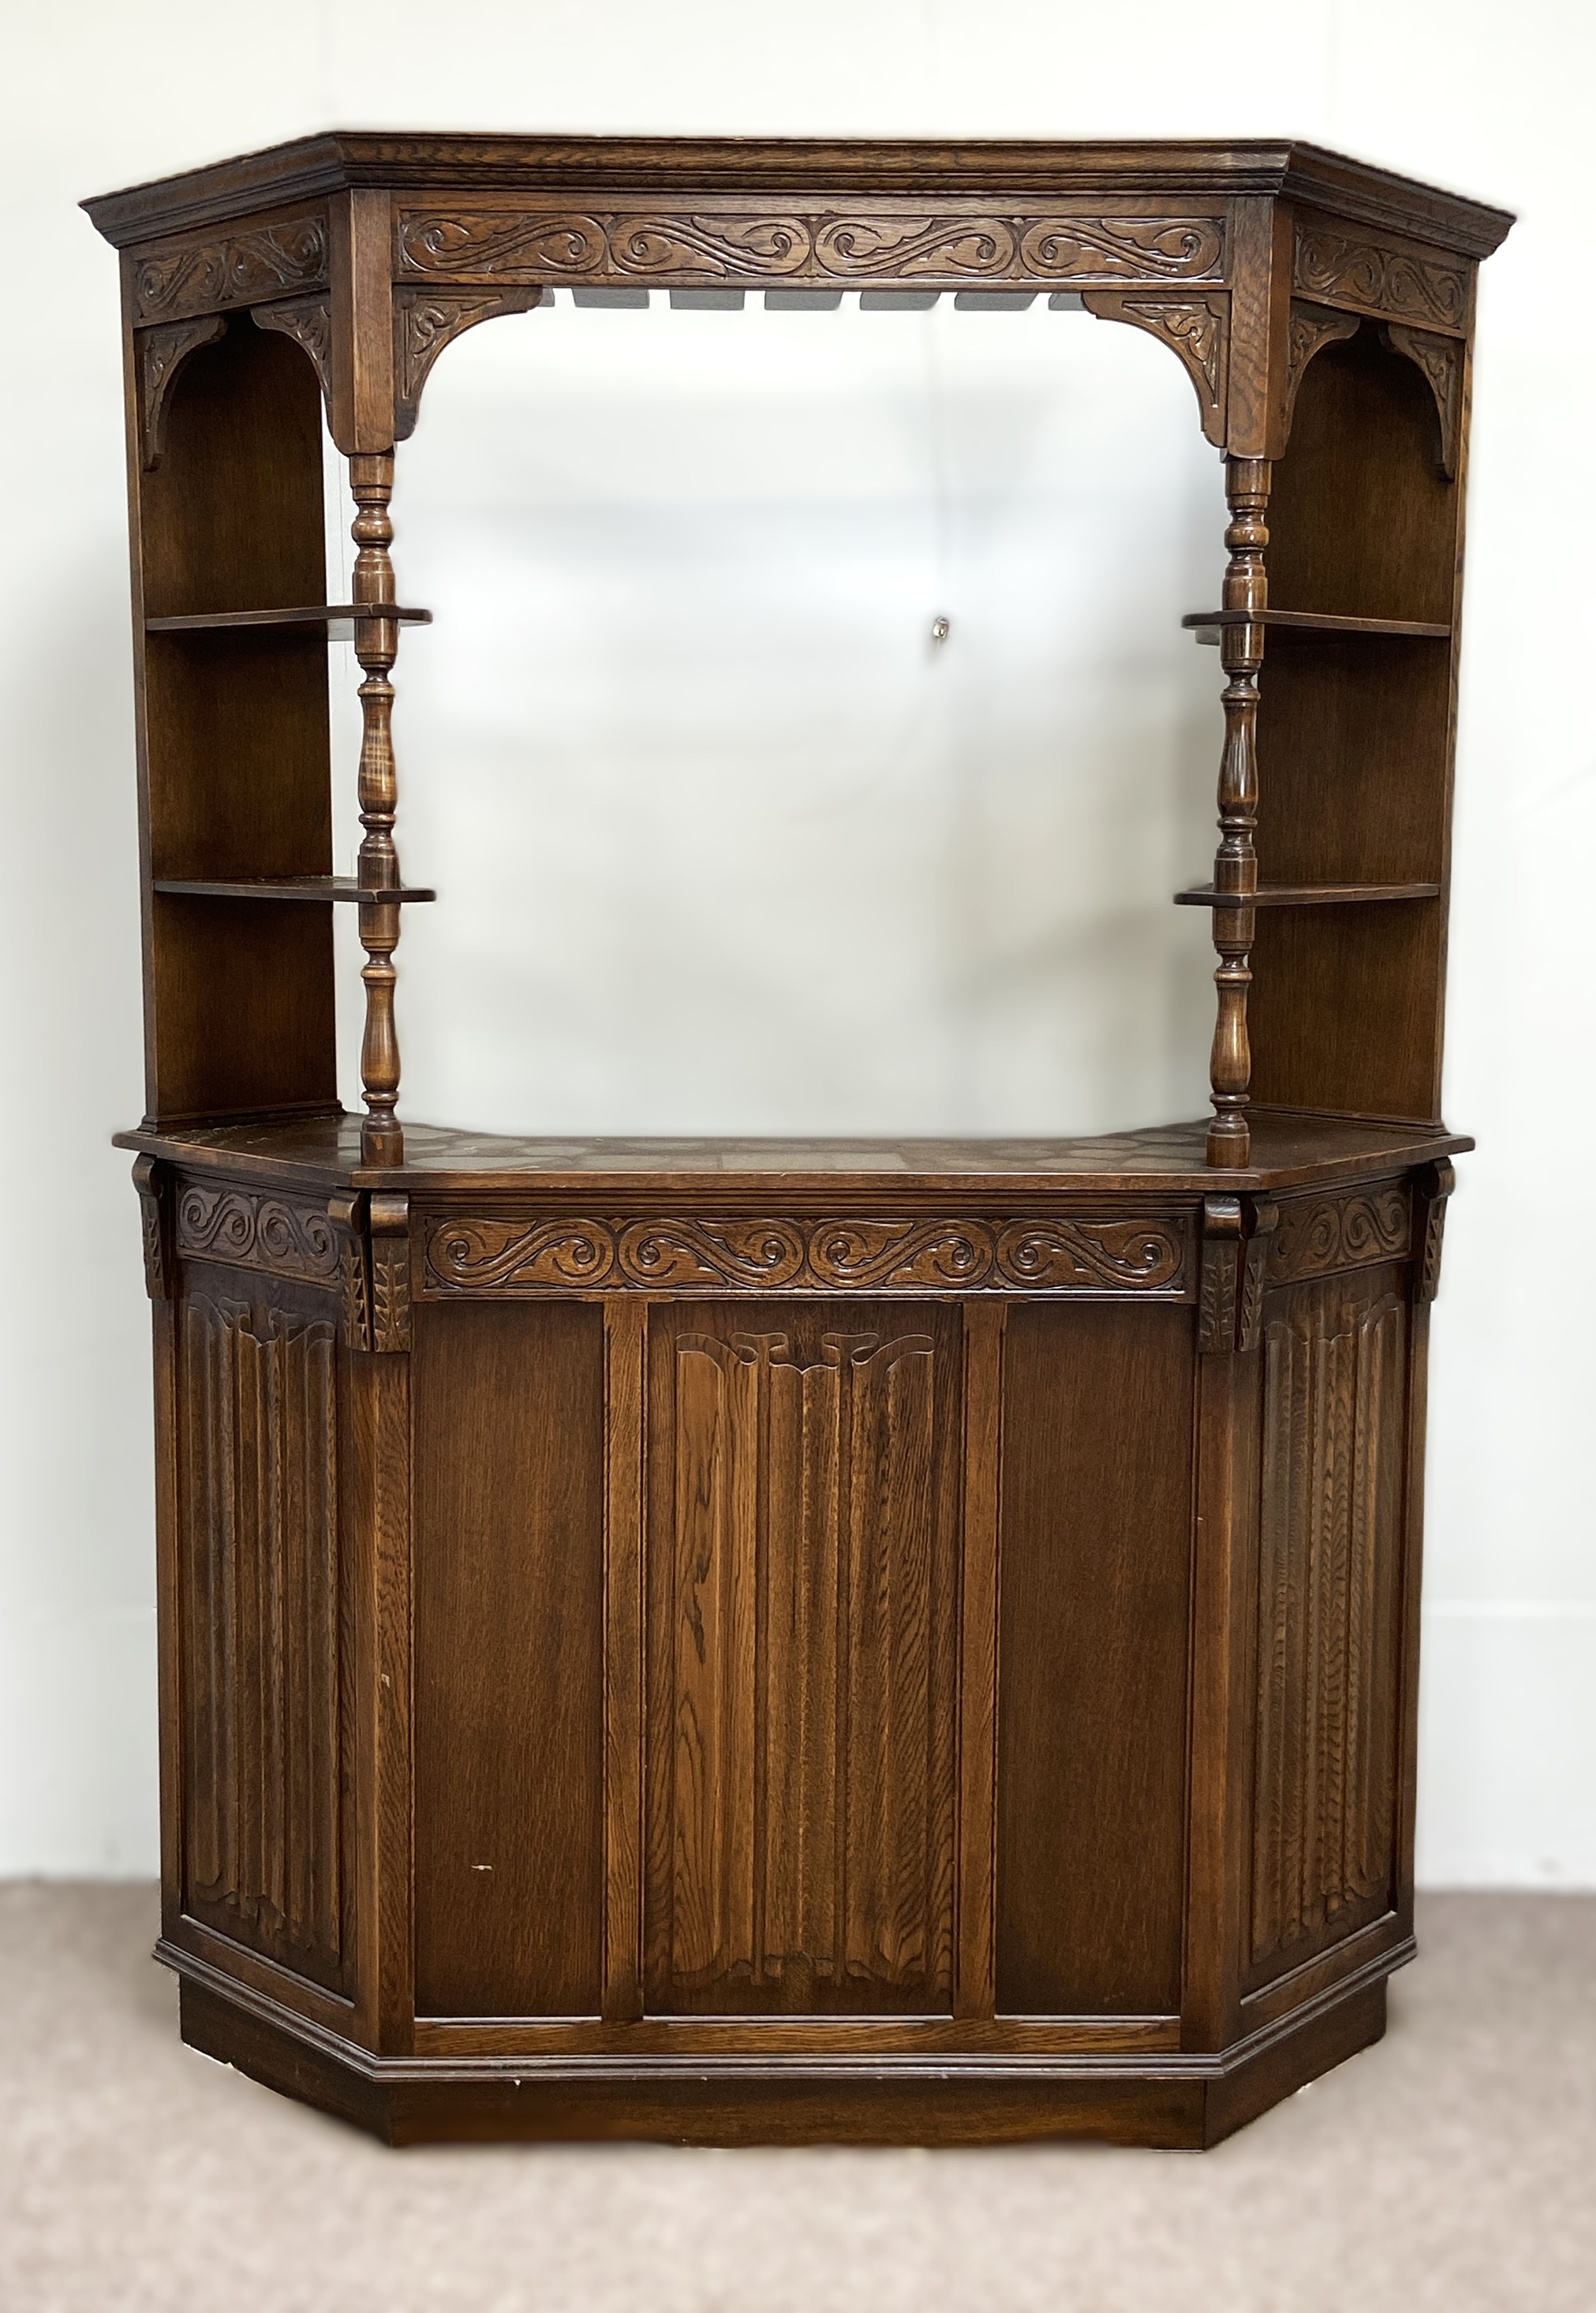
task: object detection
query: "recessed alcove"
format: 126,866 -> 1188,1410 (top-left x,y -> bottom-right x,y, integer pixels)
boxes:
325,292 -> 1224,1137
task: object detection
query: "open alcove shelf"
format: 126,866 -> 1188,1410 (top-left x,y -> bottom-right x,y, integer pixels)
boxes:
87,133 -> 1510,2150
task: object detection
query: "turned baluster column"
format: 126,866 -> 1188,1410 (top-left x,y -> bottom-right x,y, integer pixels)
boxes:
1206,456 -> 1271,1168
349,452 -> 405,1166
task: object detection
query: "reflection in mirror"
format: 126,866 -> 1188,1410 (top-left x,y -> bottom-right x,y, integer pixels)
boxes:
327,293 -> 1227,1139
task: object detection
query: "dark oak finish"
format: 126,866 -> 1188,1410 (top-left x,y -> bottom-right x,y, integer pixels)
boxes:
89,133 -> 1507,2146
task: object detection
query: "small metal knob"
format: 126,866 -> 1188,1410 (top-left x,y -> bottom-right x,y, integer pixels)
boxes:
930,615 -> 951,646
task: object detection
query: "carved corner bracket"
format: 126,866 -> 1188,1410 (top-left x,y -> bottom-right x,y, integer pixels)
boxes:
1082,290 -> 1229,447
253,294 -> 335,420
138,314 -> 226,470
1279,298 -> 1360,450
1381,322 -> 1463,479
1413,1160 -> 1456,1302
368,1192 -> 412,1351
327,1191 -> 371,1349
1200,1192 -> 1287,1353
393,285 -> 544,440
133,1155 -> 169,1300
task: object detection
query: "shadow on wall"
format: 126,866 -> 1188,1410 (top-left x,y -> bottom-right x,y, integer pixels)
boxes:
328,293 -> 1228,1139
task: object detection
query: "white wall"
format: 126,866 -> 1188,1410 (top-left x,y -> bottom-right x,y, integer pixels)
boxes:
2,0 -> 1590,1882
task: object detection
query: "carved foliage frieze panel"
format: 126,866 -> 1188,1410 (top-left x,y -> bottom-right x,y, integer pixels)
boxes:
647,1324 -> 956,2008
1250,1273 -> 1408,1984
176,1181 -> 341,1290
178,1293 -> 345,1992
1292,219 -> 1468,335
1266,1184 -> 1411,1287
421,1211 -> 1190,1296
396,207 -> 1226,287
133,215 -> 329,324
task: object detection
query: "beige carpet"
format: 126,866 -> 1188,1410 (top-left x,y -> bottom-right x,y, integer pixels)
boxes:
1,1887 -> 1592,2312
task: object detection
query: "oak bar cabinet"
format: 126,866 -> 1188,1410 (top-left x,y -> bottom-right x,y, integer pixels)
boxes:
85,134 -> 1511,2147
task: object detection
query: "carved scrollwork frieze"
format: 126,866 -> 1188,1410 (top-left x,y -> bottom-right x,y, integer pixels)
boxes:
395,206 -> 1225,288
175,1181 -> 341,1288
1292,220 -> 1468,335
1266,1184 -> 1411,1287
133,215 -> 329,324
420,1211 -> 1193,1297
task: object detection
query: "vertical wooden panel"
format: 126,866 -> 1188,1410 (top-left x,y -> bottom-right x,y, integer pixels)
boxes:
1248,1266 -> 1408,1989
349,1330 -> 412,2053
413,1301 -> 605,2017
996,1304 -> 1193,2017
645,1301 -> 959,2015
177,1282 -> 345,1994
604,1297 -> 646,2023
955,1301 -> 1004,2021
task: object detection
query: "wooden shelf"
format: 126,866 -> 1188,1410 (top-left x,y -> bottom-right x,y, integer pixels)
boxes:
1182,609 -> 1452,643
1175,881 -> 1441,908
154,877 -> 437,904
146,604 -> 432,636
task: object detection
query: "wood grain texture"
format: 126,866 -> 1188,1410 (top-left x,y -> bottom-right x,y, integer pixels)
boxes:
645,1302 -> 959,2014
178,1282 -> 346,1993
996,1304 -> 1193,2016
1249,1266 -> 1408,1988
955,1302 -> 1004,2020
413,1301 -> 605,2018
604,1297 -> 647,2023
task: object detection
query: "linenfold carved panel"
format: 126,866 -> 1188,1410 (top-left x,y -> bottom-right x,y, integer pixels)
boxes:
176,1182 -> 341,1288
648,1326 -> 955,2008
396,207 -> 1225,286
1250,1274 -> 1407,1985
1266,1185 -> 1410,1286
178,1293 -> 345,1992
421,1212 -> 1190,1295
133,215 -> 329,324
1292,220 -> 1468,334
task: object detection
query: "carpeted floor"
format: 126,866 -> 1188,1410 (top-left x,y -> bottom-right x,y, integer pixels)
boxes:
1,1886 -> 1592,2312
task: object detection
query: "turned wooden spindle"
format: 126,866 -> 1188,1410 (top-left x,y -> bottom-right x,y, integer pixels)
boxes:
349,451 -> 405,1167
1205,455 -> 1271,1169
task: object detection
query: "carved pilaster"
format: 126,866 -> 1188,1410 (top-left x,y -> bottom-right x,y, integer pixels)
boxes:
133,1155 -> 169,1300
1205,456 -> 1270,1167
328,1192 -> 372,1350
349,453 -> 405,1167
1239,1199 -> 1279,1353
1413,1160 -> 1456,1303
1198,1195 -> 1244,1354
369,1193 -> 411,1352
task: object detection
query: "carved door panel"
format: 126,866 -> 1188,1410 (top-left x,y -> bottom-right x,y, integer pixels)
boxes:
175,1275 -> 349,1994
1248,1263 -> 1410,1990
645,1301 -> 960,2014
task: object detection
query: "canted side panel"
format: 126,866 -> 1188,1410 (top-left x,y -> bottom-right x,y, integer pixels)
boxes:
996,1304 -> 1193,2016
1248,1263 -> 1408,1991
645,1301 -> 959,2015
412,1301 -> 605,2018
176,1275 -> 347,1994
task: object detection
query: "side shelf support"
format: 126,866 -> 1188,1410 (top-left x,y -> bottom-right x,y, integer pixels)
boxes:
1206,455 -> 1271,1167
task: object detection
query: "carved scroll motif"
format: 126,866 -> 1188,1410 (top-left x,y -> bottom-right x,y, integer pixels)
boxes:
1382,322 -> 1463,478
1082,292 -> 1228,446
393,285 -> 546,438
138,313 -> 226,469
133,215 -> 329,324
175,1182 -> 340,1287
1292,223 -> 1468,334
252,294 -> 335,417
1280,299 -> 1360,445
396,207 -> 1224,287
422,1213 -> 1191,1296
1266,1186 -> 1411,1286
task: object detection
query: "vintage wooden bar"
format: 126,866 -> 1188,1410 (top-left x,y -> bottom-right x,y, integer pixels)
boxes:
88,133 -> 1510,2147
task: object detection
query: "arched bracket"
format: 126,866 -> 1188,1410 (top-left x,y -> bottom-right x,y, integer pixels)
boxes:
139,313 -> 226,470
393,284 -> 546,440
1381,322 -> 1463,480
1082,290 -> 1228,447
252,294 -> 335,421
1280,299 -> 1360,450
